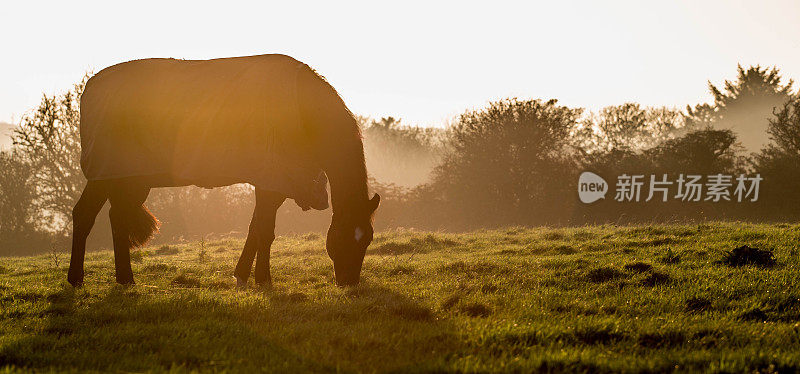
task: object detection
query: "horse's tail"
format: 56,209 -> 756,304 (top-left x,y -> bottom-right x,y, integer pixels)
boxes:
125,204 -> 160,248
106,181 -> 160,248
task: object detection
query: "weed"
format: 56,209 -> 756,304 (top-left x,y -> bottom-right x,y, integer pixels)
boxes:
130,250 -> 145,263
48,243 -> 64,269
197,238 -> 208,264
155,245 -> 179,255
659,248 -> 681,264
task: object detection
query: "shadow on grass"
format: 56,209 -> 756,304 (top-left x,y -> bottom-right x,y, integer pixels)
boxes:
0,283 -> 460,372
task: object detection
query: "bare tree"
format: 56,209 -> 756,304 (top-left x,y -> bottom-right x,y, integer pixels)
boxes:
587,103 -> 686,152
0,150 -> 39,234
12,75 -> 89,232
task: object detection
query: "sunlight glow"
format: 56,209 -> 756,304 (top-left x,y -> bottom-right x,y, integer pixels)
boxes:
1,0 -> 799,127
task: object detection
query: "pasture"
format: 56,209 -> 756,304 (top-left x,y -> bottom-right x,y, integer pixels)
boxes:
2,222 -> 800,372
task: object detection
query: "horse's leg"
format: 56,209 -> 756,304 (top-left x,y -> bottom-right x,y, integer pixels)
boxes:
234,190 -> 284,287
234,207 -> 260,287
253,191 -> 285,286
108,182 -> 157,285
68,181 -> 109,287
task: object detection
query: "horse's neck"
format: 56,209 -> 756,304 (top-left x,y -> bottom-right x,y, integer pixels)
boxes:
324,136 -> 369,217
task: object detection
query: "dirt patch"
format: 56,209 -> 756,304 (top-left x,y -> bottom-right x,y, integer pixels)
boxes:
441,294 -> 461,310
460,302 -> 492,317
637,331 -> 685,348
686,297 -> 712,313
738,308 -> 768,322
717,245 -> 776,268
624,262 -> 652,273
586,267 -> 624,283
572,326 -> 624,345
642,271 -> 671,287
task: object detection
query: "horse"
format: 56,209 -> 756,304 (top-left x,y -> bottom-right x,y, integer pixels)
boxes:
67,54 -> 379,287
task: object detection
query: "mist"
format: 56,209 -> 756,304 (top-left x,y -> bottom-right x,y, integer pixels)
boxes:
0,122 -> 13,150
1,64 -> 799,256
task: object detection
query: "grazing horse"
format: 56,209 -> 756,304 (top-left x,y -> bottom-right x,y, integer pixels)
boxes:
68,54 -> 379,287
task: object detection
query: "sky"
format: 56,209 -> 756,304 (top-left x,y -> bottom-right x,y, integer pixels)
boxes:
1,0 -> 799,133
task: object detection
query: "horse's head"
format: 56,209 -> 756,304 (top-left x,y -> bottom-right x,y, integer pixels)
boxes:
326,193 -> 380,286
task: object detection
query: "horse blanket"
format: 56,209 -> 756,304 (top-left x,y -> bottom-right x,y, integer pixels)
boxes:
79,54 -> 328,210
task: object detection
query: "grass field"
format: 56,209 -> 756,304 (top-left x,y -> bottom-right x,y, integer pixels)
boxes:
2,222 -> 800,373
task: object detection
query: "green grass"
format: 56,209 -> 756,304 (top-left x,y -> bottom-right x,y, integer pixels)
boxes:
2,222 -> 800,372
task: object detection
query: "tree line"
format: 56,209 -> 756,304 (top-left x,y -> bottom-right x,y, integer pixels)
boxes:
1,65 -> 798,255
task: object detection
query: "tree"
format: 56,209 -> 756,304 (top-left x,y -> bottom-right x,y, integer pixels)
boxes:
0,150 -> 51,255
586,103 -> 687,152
687,65 -> 796,151
645,129 -> 745,175
762,99 -> 800,158
753,99 -> 800,213
0,150 -> 39,235
429,98 -> 582,226
12,75 -> 88,232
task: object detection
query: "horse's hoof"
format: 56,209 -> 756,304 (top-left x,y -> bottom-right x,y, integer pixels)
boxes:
235,277 -> 247,290
67,273 -> 84,288
255,280 -> 272,289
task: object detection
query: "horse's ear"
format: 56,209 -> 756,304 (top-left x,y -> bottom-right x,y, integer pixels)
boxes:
369,193 -> 380,213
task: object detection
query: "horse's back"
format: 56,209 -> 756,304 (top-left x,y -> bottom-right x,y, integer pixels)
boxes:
80,54 -> 304,142
79,54 -> 329,210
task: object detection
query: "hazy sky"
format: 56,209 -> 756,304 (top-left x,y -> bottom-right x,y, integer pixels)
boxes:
1,0 -> 799,128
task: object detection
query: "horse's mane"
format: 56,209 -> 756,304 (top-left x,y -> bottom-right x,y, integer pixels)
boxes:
299,64 -> 369,213
304,65 -> 364,141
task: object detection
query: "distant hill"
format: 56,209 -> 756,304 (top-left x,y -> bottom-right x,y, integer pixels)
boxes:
0,121 -> 14,150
